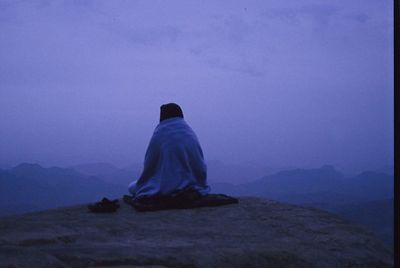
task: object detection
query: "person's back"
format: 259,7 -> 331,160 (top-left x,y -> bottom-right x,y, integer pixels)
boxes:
128,103 -> 210,199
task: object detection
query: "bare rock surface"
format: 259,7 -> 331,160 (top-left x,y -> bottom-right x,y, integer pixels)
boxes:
0,197 -> 393,267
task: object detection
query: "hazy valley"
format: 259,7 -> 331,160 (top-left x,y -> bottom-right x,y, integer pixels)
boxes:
0,162 -> 393,246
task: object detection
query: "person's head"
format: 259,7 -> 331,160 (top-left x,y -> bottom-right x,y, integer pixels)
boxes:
160,103 -> 184,122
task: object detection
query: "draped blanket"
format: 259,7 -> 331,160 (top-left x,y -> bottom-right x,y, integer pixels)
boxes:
129,117 -> 210,199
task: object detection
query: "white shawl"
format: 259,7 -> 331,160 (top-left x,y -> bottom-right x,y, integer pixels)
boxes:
129,117 -> 210,198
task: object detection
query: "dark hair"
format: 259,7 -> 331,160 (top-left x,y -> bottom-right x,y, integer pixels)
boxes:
160,103 -> 184,122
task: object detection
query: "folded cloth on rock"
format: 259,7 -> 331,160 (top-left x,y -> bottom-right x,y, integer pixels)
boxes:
124,188 -> 239,212
129,117 -> 210,199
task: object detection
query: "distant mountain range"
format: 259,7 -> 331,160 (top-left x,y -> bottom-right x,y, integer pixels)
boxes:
0,162 -> 393,246
211,165 -> 393,203
70,162 -> 142,187
0,163 -> 126,216
210,165 -> 393,246
69,160 -> 287,186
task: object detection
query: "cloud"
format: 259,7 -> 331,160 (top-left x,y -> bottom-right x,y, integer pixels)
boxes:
221,15 -> 252,43
205,57 -> 264,77
342,13 -> 369,23
103,22 -> 182,46
184,14 -> 266,77
262,4 -> 339,26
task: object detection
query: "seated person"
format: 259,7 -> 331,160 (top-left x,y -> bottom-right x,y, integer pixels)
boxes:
89,104 -> 236,213
128,103 -> 210,201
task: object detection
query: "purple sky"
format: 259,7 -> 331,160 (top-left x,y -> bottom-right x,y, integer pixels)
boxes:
0,0 -> 393,173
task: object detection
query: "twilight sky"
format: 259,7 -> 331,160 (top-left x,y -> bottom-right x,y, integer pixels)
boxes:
0,0 -> 393,173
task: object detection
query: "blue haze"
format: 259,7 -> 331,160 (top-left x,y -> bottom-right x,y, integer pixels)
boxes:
0,0 -> 393,175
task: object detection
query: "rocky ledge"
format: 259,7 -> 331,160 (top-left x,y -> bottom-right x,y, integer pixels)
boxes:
0,197 -> 393,267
